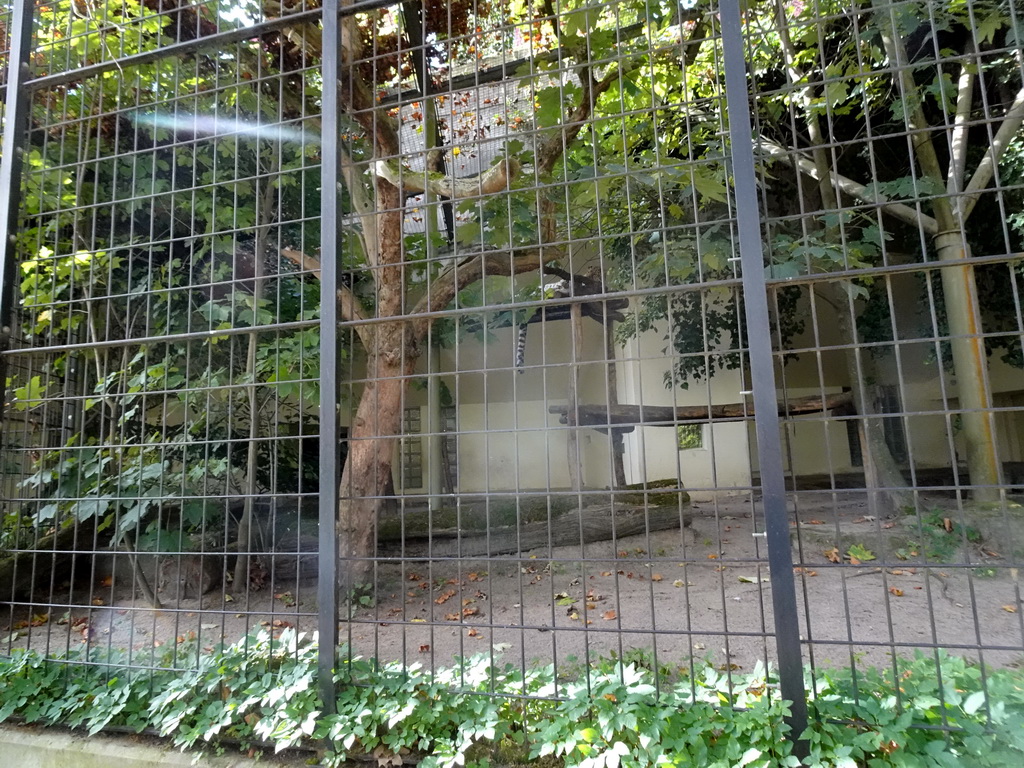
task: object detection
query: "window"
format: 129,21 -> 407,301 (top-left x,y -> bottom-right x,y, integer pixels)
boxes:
401,408 -> 423,489
677,424 -> 704,451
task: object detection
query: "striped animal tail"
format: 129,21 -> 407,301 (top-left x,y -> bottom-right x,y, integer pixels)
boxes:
515,323 -> 529,373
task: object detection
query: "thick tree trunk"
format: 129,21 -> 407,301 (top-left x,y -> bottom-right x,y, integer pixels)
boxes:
336,179 -> 417,592
824,284 -> 913,516
337,334 -> 414,591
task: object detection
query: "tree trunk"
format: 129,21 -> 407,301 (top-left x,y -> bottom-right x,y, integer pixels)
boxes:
335,177 -> 417,592
337,334 -> 414,591
823,284 -> 914,516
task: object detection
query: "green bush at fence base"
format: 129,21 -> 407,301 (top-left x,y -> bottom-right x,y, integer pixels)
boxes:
1,631 -> 1022,768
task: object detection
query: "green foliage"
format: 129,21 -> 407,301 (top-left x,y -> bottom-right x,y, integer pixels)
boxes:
905,511 -> 983,563
845,543 -> 876,563
1,633 -> 1023,767
805,652 -> 1024,767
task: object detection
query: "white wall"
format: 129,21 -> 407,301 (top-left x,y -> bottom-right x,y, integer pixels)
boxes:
616,330 -> 752,501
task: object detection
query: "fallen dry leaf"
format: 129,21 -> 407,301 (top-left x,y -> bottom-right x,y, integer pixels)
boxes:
651,573 -> 664,582
882,521 -> 897,529
435,589 -> 456,605
419,644 -> 430,652
444,613 -> 460,621
824,547 -> 841,563
807,519 -> 825,525
467,628 -> 482,637
1002,605 -> 1018,613
602,609 -> 617,621
889,587 -> 904,597
462,606 -> 479,617
407,572 -> 423,581
91,598 -> 105,606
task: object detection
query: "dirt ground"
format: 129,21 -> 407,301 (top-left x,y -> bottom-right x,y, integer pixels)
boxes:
4,492 -> 1023,679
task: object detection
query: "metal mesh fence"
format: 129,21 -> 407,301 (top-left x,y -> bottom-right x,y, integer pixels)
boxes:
0,0 -> 1022,747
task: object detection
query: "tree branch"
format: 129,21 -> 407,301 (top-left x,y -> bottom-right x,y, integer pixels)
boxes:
374,156 -> 520,200
280,247 -> 373,348
871,0 -> 955,232
408,247 -> 552,340
947,42 -> 976,196
537,67 -> 620,175
958,84 -> 1024,221
759,139 -> 939,235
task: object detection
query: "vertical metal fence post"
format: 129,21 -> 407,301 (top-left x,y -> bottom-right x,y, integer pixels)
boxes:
0,0 -> 35,343
318,0 -> 343,713
719,0 -> 809,743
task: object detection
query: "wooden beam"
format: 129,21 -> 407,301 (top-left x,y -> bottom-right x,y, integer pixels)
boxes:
549,391 -> 855,428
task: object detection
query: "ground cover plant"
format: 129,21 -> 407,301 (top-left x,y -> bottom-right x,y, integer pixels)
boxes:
1,630 -> 1022,767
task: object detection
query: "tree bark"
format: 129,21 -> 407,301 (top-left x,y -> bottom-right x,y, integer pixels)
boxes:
337,328 -> 416,590
821,284 -> 914,516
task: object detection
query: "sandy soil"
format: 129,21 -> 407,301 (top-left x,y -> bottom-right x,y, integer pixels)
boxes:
4,492 -> 1023,679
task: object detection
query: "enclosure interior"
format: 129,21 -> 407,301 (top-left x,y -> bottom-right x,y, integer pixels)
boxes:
0,0 -> 1022,708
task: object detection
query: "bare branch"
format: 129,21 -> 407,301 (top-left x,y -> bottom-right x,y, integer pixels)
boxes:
409,248 -> 552,340
871,0 -> 955,231
958,84 -> 1024,221
374,157 -> 520,200
280,247 -> 373,348
947,42 -> 976,196
760,139 -> 939,235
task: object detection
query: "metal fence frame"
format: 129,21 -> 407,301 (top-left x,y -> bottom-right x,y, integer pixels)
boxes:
1,0 -> 1022,752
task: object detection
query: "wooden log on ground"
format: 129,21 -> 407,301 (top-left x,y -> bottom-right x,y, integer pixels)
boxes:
380,504 -> 690,559
549,391 -> 854,429
0,520 -> 100,600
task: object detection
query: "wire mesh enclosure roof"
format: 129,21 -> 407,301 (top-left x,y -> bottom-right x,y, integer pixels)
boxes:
0,0 -> 1023,753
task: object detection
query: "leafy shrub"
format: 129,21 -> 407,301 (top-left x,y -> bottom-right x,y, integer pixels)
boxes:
1,632 -> 1022,767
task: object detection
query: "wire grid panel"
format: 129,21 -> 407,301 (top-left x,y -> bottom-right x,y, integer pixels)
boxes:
0,0 -> 789,693
1,0 -> 1019,715
331,0 -> 781,692
749,0 -> 1024,696
1,9 -> 326,670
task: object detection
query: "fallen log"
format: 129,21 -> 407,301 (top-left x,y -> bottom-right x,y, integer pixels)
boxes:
0,520 -> 101,600
549,391 -> 854,430
380,503 -> 690,559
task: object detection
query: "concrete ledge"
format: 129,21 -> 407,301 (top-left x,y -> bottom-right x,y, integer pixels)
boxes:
0,723 -> 311,767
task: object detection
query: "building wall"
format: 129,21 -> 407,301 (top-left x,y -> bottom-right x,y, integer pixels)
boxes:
616,331 -> 753,501
398,274 -> 1023,495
